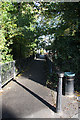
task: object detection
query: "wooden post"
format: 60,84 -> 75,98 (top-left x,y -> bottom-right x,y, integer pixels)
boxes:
56,72 -> 64,114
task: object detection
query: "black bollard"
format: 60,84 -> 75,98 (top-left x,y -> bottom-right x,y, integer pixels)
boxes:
65,72 -> 75,97
56,72 -> 64,114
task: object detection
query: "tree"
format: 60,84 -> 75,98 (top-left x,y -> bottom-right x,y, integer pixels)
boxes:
0,2 -> 39,62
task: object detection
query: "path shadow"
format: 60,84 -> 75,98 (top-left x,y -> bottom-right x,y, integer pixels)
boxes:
20,58 -> 57,92
2,106 -> 17,119
22,59 -> 47,86
13,79 -> 56,113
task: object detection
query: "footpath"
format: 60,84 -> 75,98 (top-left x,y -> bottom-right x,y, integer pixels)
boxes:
0,58 -> 79,119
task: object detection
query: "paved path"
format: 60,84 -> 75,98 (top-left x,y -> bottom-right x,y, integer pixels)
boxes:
1,59 -> 56,118
0,58 -> 79,119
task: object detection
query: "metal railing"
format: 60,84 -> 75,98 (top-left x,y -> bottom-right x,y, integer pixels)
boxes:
0,61 -> 15,88
0,55 -> 34,90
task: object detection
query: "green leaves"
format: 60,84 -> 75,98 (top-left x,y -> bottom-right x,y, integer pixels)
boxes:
0,2 -> 79,66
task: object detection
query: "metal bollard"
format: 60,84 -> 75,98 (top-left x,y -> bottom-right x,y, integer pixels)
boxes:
56,72 -> 64,114
64,72 -> 75,97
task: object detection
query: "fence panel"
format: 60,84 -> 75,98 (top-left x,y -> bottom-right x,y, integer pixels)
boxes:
0,55 -> 34,87
1,61 -> 15,86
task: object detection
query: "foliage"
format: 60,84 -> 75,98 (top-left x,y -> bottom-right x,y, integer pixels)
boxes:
0,2 -> 38,62
38,2 -> 80,91
0,2 -> 15,62
0,2 -> 80,90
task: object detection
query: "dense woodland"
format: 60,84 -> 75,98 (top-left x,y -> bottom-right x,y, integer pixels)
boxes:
0,2 -> 80,90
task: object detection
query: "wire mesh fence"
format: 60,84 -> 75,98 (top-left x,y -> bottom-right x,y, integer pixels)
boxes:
0,55 -> 34,89
1,61 -> 15,86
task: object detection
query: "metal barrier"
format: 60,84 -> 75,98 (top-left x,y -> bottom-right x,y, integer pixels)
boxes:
0,61 -> 15,89
0,55 -> 34,90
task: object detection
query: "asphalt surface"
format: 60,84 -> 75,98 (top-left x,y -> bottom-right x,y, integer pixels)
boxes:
0,58 -> 79,119
2,59 -> 56,119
